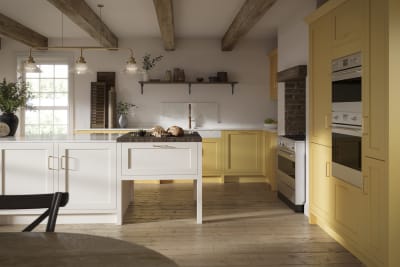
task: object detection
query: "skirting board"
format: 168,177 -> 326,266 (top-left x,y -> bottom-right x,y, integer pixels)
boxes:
0,214 -> 118,225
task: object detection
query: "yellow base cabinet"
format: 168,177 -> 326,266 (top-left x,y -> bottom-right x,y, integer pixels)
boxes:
309,143 -> 333,223
202,138 -> 223,177
223,131 -> 264,176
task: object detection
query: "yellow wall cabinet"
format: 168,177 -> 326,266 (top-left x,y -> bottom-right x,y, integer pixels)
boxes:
309,13 -> 333,147
268,48 -> 278,101
223,131 -> 264,176
202,138 -> 223,176
264,131 -> 277,191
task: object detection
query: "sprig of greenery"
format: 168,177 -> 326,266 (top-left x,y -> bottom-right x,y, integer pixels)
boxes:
142,53 -> 163,71
264,118 -> 277,124
117,101 -> 137,115
0,78 -> 33,113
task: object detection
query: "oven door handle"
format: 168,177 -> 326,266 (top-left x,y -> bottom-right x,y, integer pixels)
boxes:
332,125 -> 362,137
278,150 -> 295,162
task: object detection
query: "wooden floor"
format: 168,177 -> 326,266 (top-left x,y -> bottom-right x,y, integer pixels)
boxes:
0,183 -> 364,267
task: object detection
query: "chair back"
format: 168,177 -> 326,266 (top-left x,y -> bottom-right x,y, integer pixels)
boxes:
0,192 -> 69,232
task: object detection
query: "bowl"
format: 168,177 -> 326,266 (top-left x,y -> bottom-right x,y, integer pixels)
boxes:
196,77 -> 204,82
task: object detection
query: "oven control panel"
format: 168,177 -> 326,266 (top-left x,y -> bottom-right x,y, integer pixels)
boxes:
332,111 -> 362,126
278,138 -> 296,152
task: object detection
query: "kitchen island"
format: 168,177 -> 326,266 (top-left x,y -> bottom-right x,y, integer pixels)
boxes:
116,132 -> 203,224
0,132 -> 203,225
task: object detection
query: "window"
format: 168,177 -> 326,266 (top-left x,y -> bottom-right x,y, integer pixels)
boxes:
24,64 -> 70,135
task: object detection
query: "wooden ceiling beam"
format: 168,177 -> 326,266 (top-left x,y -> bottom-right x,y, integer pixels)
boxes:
221,0 -> 277,51
47,0 -> 118,48
153,0 -> 175,51
0,13 -> 48,47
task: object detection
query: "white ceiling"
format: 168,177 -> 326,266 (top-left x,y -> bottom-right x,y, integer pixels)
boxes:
0,0 -> 315,41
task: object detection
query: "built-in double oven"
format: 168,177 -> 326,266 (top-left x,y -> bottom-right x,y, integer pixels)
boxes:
331,52 -> 363,188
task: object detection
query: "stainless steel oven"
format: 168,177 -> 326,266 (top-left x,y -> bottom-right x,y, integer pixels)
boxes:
331,52 -> 363,188
277,136 -> 305,212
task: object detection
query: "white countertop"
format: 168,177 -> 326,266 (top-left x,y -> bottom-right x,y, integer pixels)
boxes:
0,134 -> 120,143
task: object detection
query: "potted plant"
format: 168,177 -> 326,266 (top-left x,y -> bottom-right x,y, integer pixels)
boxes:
116,101 -> 137,128
0,78 -> 32,136
141,53 -> 163,81
264,118 -> 277,130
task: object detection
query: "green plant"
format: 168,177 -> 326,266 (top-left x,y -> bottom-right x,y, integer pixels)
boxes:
117,101 -> 137,115
264,118 -> 277,124
142,53 -> 163,71
0,78 -> 33,113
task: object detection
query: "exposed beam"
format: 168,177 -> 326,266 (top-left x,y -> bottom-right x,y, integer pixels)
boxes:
0,13 -> 48,47
47,0 -> 118,48
221,0 -> 277,51
153,0 -> 175,51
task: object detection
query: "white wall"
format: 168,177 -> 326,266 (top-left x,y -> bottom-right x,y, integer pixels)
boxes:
0,37 -> 277,129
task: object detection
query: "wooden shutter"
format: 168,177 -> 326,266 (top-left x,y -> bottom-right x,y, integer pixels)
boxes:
90,82 -> 107,128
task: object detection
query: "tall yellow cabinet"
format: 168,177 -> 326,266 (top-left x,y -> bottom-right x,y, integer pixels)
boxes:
307,0 -> 400,266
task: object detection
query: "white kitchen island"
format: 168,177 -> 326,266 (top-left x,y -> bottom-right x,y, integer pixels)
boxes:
0,133 -> 202,225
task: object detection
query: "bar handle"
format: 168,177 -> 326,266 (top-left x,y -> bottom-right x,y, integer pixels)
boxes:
60,156 -> 66,170
48,156 -> 55,170
325,162 -> 330,177
152,145 -> 176,149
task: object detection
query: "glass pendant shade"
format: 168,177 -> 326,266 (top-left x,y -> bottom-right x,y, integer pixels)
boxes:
24,55 -> 41,73
125,56 -> 138,73
75,56 -> 88,75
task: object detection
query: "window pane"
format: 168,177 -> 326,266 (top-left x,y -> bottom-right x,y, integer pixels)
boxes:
28,93 -> 40,106
54,110 -> 68,124
40,79 -> 54,92
39,110 -> 53,125
40,125 -> 53,135
26,79 -> 39,92
39,65 -> 54,78
55,65 -> 68,78
25,125 -> 40,135
26,72 -> 39,78
54,125 -> 67,135
25,110 -> 39,124
55,93 -> 68,106
54,79 -> 68,92
40,93 -> 54,106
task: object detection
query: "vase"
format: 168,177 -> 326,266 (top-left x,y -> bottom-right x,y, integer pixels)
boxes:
142,71 -> 149,82
0,113 -> 19,136
118,114 -> 128,128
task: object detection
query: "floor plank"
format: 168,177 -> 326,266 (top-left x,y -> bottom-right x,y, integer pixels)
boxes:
0,183 -> 364,266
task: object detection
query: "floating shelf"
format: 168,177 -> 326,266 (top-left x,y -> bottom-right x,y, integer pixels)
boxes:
138,81 -> 239,95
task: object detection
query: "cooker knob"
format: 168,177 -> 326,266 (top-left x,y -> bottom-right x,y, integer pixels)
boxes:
343,114 -> 349,120
351,116 -> 358,121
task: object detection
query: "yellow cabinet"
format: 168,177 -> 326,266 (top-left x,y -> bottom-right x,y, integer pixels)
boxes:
309,143 -> 333,222
202,138 -> 223,176
309,14 -> 333,147
223,131 -> 264,175
331,177 -> 369,252
264,131 -> 277,191
332,0 -> 368,57
268,48 -> 278,101
363,0 -> 388,161
364,157 -> 388,266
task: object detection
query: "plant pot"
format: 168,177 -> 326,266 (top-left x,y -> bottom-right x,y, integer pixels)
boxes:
118,114 -> 128,128
142,71 -> 149,82
0,112 -> 19,136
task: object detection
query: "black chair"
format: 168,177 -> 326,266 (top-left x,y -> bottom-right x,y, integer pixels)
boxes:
0,192 -> 69,232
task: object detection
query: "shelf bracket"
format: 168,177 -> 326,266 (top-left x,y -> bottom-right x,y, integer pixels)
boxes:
188,83 -> 192,95
140,82 -> 144,95
231,83 -> 235,95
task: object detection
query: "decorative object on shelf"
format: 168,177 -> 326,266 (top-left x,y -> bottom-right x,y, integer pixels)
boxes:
177,69 -> 185,82
217,72 -> 228,82
164,70 -> 172,82
208,76 -> 218,82
173,68 -> 180,82
141,53 -> 163,82
264,118 -> 277,130
0,78 -> 32,136
116,101 -> 137,128
196,77 -> 204,82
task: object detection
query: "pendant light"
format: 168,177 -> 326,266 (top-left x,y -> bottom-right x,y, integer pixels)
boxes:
75,48 -> 88,75
125,48 -> 138,73
24,49 -> 41,73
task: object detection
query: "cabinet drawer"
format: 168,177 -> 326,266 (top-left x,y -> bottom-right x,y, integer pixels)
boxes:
121,142 -> 199,176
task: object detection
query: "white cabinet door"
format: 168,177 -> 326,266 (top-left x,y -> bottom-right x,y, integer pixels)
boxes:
58,142 -> 116,210
121,142 -> 199,177
0,143 -> 54,195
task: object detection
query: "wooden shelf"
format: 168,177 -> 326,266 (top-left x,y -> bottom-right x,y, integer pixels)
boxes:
138,81 -> 239,95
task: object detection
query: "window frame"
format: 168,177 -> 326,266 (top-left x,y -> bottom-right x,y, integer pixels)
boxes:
17,53 -> 74,136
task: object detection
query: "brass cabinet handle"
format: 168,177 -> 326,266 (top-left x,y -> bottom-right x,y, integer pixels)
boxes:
60,156 -> 66,170
48,156 -> 55,170
152,145 -> 176,149
325,162 -> 330,177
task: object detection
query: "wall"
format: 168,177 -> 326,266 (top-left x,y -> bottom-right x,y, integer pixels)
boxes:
0,37 -> 277,130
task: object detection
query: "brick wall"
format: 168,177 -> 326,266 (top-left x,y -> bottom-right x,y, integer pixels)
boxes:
285,80 -> 306,135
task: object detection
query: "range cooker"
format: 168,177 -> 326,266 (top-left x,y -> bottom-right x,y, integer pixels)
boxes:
277,135 -> 306,212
